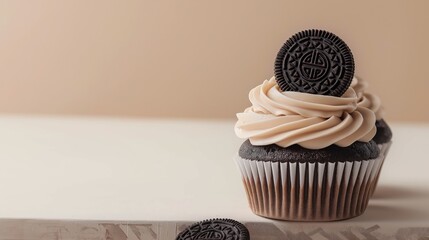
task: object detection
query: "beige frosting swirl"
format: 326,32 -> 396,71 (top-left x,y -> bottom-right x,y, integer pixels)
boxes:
235,77 -> 376,149
350,77 -> 384,120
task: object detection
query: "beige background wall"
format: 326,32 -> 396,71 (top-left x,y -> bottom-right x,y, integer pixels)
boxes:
0,0 -> 428,121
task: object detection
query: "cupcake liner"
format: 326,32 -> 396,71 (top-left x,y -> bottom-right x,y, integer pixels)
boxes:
235,155 -> 384,221
370,141 -> 393,196
378,141 -> 392,157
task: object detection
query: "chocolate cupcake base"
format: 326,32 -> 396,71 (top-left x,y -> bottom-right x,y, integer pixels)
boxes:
235,155 -> 384,221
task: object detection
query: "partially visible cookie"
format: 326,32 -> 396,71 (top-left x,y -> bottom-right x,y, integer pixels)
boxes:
275,29 -> 354,97
176,218 -> 249,240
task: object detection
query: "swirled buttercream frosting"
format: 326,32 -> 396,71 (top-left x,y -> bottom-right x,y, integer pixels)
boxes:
234,77 -> 376,149
350,77 -> 384,120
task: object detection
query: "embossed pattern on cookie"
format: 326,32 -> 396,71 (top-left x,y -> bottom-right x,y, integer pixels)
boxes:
176,218 -> 249,240
274,29 -> 355,97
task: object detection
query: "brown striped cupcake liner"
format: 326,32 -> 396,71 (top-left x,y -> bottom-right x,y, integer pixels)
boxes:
370,141 -> 393,196
235,154 -> 384,221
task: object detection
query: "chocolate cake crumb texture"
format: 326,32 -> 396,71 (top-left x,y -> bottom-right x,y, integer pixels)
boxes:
239,139 -> 380,162
373,119 -> 393,144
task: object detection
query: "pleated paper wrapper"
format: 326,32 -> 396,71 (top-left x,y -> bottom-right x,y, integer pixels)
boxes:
235,154 -> 385,221
370,141 -> 393,196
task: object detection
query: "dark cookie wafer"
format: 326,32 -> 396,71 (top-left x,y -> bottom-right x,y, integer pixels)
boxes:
176,218 -> 249,240
275,29 -> 354,96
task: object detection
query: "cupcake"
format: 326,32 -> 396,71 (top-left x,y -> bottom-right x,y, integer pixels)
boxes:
234,30 -> 384,221
351,77 -> 393,196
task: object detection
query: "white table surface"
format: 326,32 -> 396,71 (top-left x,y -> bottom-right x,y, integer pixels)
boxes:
0,115 -> 428,226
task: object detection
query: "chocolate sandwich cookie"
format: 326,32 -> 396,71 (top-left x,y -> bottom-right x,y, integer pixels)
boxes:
275,29 -> 354,96
176,218 -> 249,240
